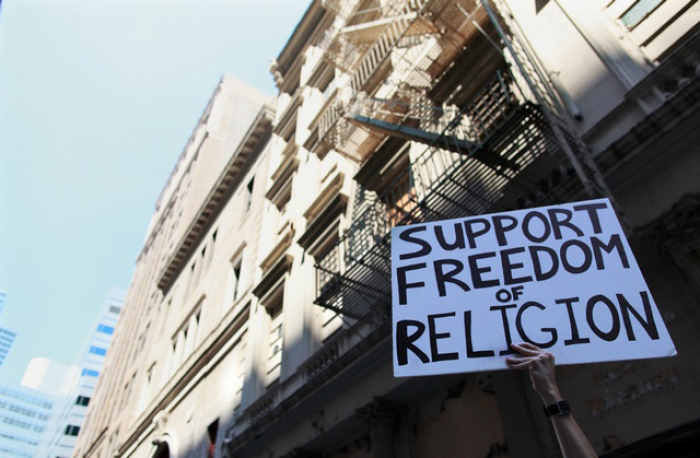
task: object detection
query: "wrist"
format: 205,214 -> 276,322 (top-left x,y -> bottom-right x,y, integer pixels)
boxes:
538,388 -> 562,406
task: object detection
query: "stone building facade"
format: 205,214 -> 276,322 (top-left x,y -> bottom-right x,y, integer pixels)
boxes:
75,1 -> 700,457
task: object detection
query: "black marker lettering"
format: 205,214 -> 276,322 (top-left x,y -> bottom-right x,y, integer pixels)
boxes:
434,259 -> 470,297
560,240 -> 593,274
490,304 -> 517,355
574,202 -> 608,234
396,263 -> 426,306
516,301 -> 557,348
463,218 -> 491,249
529,246 -> 559,281
492,215 -> 518,247
464,311 -> 495,358
586,294 -> 620,342
396,320 -> 429,365
548,208 -> 584,239
617,291 -> 659,341
555,297 -> 590,345
500,247 -> 533,285
468,252 -> 500,289
591,235 -> 630,270
398,226 -> 432,260
434,223 -> 466,251
522,211 -> 551,243
428,313 -> 459,362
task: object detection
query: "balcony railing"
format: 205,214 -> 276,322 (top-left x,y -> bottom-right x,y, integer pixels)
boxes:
314,67 -> 581,320
316,0 -> 493,161
313,0 -> 615,322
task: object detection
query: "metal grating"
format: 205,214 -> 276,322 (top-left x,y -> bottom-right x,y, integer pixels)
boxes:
313,1 -> 614,322
314,101 -> 582,321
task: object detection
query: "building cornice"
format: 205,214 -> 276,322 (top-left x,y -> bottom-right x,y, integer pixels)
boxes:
271,0 -> 331,93
137,81 -> 224,264
156,105 -> 275,293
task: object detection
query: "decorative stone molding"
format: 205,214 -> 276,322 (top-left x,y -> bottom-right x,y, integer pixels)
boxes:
247,390 -> 277,424
270,59 -> 285,88
355,397 -> 407,427
302,338 -> 342,380
152,411 -> 169,436
643,193 -> 700,301
644,193 -> 700,262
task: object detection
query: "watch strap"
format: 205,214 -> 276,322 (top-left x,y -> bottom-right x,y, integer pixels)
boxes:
544,400 -> 571,417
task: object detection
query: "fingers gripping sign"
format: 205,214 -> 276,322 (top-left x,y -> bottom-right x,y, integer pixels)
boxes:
506,343 -> 561,405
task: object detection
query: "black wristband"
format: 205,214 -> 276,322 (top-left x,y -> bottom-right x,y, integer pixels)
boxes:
544,400 -> 571,417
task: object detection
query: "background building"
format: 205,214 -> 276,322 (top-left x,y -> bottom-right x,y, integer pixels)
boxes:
0,291 -> 16,370
0,327 -> 16,370
34,288 -> 124,458
0,291 -> 53,457
21,358 -> 73,395
0,384 -> 53,457
0,291 -> 7,315
76,1 -> 700,457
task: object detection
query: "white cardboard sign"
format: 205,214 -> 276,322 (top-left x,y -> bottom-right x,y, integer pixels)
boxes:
391,199 -> 676,377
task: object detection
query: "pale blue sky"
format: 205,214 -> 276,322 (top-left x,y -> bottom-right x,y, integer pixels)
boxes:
0,0 -> 309,385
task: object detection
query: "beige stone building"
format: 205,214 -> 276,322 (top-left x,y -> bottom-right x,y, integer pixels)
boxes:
75,1 -> 700,457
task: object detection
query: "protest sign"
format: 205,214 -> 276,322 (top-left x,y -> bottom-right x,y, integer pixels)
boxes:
391,198 -> 676,377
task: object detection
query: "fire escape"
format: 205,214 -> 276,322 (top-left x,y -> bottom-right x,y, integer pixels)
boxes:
313,0 -> 614,322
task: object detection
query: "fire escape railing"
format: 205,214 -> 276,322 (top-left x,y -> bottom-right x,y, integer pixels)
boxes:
313,0 -> 614,323
314,67 -> 570,320
316,0 -> 439,161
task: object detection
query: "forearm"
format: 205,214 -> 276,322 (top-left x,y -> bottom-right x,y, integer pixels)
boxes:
550,415 -> 597,458
539,384 -> 596,457
506,343 -> 597,458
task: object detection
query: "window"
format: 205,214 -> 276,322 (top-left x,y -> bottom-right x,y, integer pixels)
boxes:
170,334 -> 183,376
138,365 -> 154,413
96,324 -> 114,335
245,177 -> 255,213
266,297 -> 284,386
183,311 -> 200,357
206,230 -> 217,267
120,380 -> 130,412
64,425 -> 80,436
75,396 -> 90,406
88,346 -> 107,356
107,429 -> 119,458
207,419 -> 219,458
322,77 -> 337,102
187,260 -> 201,295
232,332 -> 247,409
81,368 -> 99,377
109,305 -> 121,314
621,0 -> 664,28
232,257 -> 243,303
141,324 -> 150,352
169,307 -> 202,375
120,373 -> 136,412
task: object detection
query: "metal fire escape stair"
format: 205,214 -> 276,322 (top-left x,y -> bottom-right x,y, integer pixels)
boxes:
312,0 -> 617,323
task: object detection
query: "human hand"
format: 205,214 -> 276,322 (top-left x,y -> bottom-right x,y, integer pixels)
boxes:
506,342 -> 561,405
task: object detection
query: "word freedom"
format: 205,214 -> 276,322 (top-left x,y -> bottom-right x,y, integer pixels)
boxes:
395,202 -> 628,306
